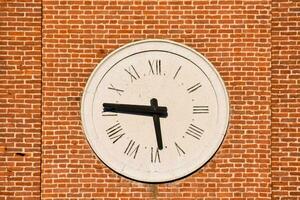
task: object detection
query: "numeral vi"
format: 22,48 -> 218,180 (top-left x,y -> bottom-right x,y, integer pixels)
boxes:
151,147 -> 161,163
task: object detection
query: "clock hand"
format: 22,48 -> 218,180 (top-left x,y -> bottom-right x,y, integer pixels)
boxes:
103,103 -> 168,117
150,98 -> 163,150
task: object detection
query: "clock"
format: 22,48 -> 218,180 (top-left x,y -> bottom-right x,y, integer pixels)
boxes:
81,39 -> 229,183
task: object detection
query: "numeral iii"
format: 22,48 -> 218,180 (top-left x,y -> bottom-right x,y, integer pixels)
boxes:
193,106 -> 209,114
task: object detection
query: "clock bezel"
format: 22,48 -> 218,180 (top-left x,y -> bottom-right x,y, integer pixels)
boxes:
81,39 -> 230,183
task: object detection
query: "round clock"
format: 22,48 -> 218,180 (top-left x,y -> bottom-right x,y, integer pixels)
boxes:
81,39 -> 229,183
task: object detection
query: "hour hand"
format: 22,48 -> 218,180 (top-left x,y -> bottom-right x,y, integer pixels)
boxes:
103,103 -> 168,117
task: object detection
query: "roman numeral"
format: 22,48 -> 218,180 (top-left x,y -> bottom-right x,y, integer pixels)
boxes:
151,147 -> 161,163
102,112 -> 118,117
175,142 -> 185,156
109,133 -> 125,144
173,66 -> 182,79
187,82 -> 201,93
108,84 -> 124,96
193,106 -> 209,114
186,124 -> 204,140
106,122 -> 124,143
148,59 -> 161,75
124,65 -> 140,82
124,140 -> 140,159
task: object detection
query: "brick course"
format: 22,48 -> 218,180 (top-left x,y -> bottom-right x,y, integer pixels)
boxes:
0,0 -> 298,199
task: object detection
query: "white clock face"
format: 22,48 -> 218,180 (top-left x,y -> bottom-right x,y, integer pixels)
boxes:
81,40 -> 229,183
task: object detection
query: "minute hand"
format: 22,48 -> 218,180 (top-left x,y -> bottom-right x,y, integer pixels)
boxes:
103,103 -> 168,117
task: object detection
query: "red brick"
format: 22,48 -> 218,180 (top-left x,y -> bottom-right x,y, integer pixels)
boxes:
271,0 -> 300,199
0,0 -> 42,199
2,0 -> 299,199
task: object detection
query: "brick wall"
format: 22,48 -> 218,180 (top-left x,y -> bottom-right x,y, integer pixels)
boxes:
0,0 -> 42,199
0,0 -> 298,199
271,0 -> 300,199
43,0 -> 272,199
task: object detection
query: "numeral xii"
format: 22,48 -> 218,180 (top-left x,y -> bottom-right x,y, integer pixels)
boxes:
148,59 -> 161,75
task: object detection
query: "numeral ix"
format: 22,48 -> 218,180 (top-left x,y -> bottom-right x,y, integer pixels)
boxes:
102,112 -> 117,117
